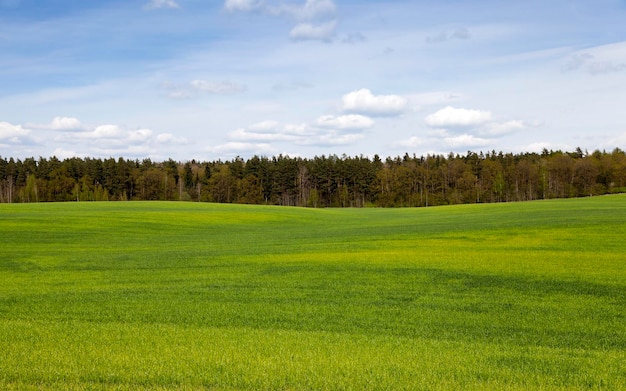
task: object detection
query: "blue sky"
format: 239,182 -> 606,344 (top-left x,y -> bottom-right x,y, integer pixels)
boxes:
1,0 -> 626,160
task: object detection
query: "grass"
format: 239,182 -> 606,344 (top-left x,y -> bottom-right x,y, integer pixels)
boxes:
0,196 -> 625,390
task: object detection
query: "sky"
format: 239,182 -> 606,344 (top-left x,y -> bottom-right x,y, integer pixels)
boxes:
1,0 -> 626,161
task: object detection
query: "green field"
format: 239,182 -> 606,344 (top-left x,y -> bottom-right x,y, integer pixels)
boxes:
1,196 -> 625,390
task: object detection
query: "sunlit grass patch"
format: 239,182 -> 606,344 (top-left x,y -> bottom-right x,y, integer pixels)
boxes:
1,195 -> 625,389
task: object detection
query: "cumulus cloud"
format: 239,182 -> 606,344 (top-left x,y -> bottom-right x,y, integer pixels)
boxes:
91,125 -> 123,139
51,116 -> 83,131
425,106 -> 492,127
0,121 -> 31,140
422,107 -> 527,151
0,116 -> 194,158
290,21 -> 337,41
128,128 -> 153,143
224,113 -> 371,151
52,120 -> 188,153
341,88 -> 408,116
315,114 -> 374,130
221,87 -> 389,152
145,0 -> 180,10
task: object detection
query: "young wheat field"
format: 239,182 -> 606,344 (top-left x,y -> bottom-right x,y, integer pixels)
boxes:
0,196 -> 625,390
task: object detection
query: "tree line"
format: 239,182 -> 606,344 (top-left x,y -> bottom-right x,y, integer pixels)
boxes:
1,148 -> 625,206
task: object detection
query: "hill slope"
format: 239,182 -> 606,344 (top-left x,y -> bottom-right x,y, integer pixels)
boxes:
1,196 -> 625,389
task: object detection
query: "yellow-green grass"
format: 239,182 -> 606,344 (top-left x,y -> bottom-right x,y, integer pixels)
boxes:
0,196 -> 625,390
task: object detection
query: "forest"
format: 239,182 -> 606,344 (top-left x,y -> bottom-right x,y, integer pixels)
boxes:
1,148 -> 625,207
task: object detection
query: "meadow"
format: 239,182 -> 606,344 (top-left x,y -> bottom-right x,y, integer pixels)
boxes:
0,196 -> 625,390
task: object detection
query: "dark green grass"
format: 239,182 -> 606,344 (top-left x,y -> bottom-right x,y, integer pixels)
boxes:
0,196 -> 625,389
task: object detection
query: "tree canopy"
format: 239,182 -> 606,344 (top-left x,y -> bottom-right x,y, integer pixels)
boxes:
1,149 -> 625,206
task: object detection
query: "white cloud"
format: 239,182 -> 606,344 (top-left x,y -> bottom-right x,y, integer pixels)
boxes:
226,0 -> 337,41
190,80 -> 246,94
0,121 -> 31,140
91,125 -> 123,139
51,148 -> 84,159
341,88 -> 408,116
481,120 -> 525,136
145,0 -> 180,9
128,128 -> 153,143
315,114 -> 374,130
282,123 -> 313,136
224,0 -> 260,12
425,106 -> 492,127
156,133 -> 188,144
270,0 -> 337,20
444,134 -> 491,149
300,0 -> 337,20
407,91 -> 463,110
64,125 -> 184,150
228,120 -> 314,142
224,115 -> 369,150
51,116 -> 83,131
315,132 -> 364,146
248,120 -> 279,132
230,127 -> 298,142
289,21 -> 337,41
